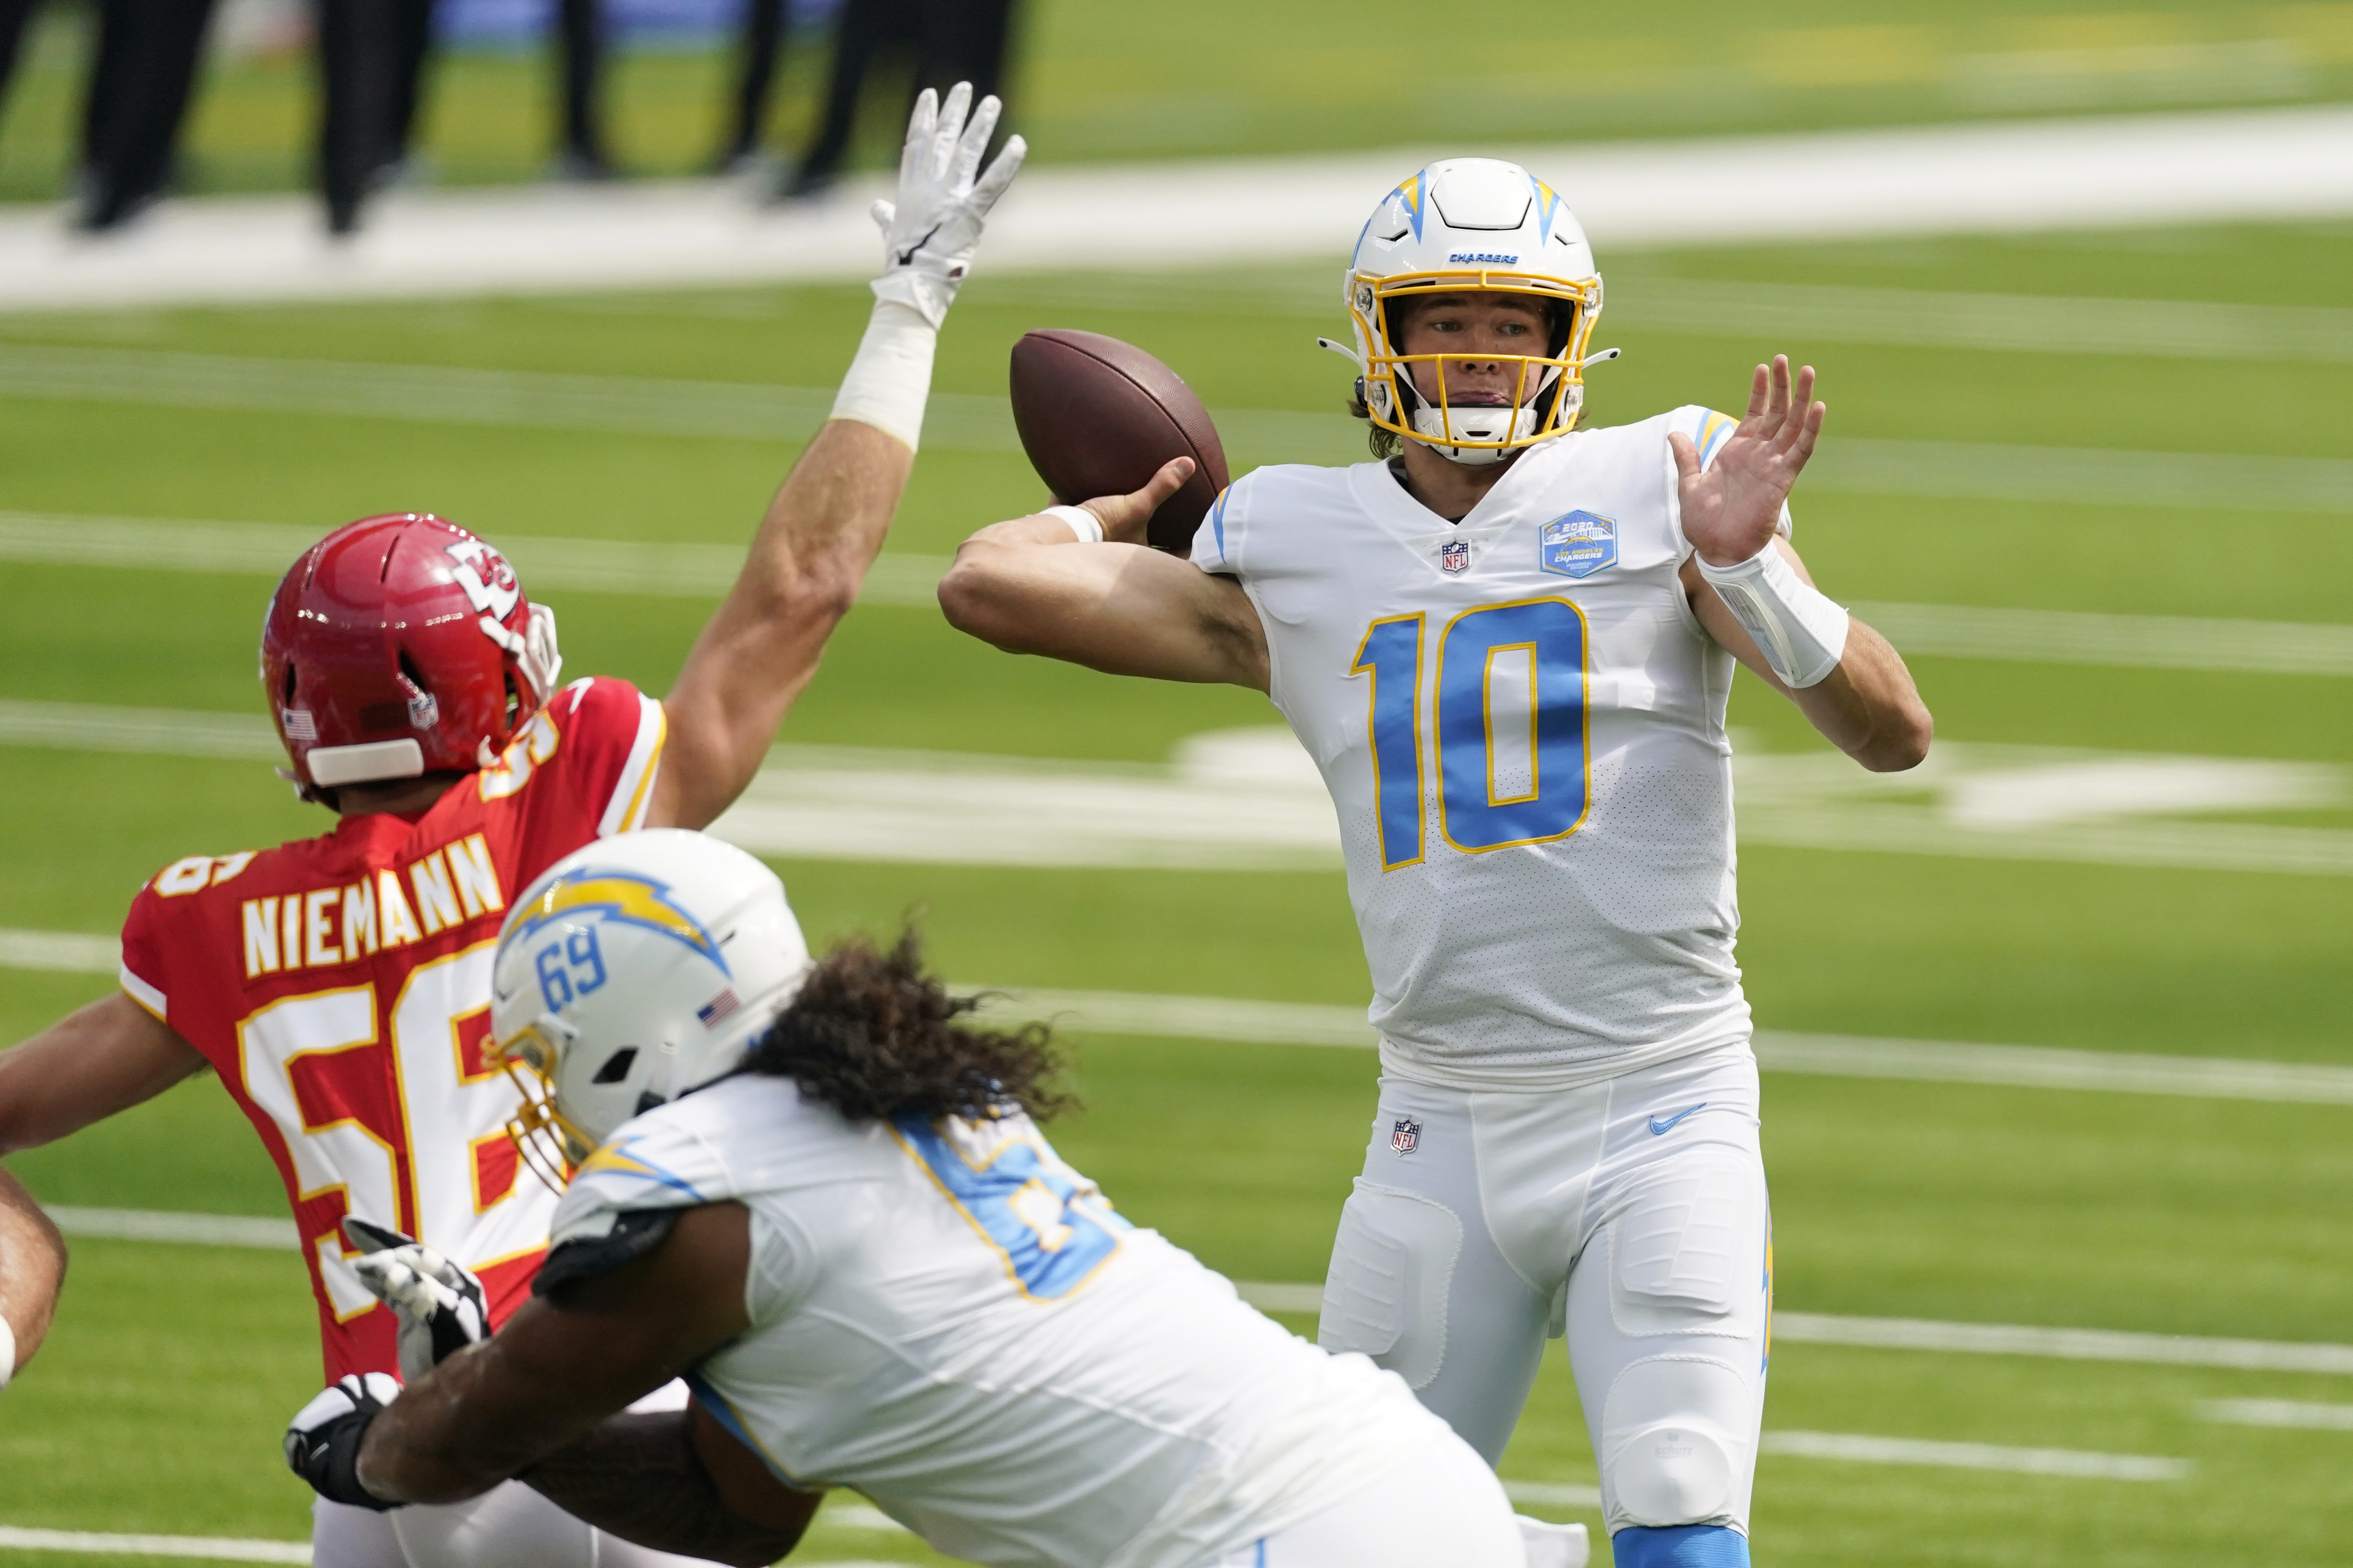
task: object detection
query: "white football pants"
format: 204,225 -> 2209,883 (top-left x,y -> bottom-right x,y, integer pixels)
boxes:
1198,1429 -> 1527,1567
310,1384 -> 721,1568
312,1481 -> 720,1568
1316,1041 -> 1771,1539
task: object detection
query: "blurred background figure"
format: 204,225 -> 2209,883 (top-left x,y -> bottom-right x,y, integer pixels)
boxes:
711,0 -> 790,175
777,0 -> 1014,200
315,0 -> 438,233
76,0 -> 224,230
552,0 -> 613,177
0,1 -> 39,120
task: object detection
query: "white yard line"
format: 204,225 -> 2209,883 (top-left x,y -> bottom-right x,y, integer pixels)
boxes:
3,106 -> 2352,311
10,515 -> 2351,673
0,1527 -> 310,1563
2199,1398 -> 2353,1429
977,271 -> 2353,366
8,704 -> 2341,878
9,929 -> 2353,1106
1500,1481 -> 1604,1510
26,1207 -> 2353,1380
1758,1431 -> 2189,1481
6,346 -> 2352,512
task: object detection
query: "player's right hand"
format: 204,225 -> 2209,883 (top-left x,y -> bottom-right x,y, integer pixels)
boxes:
285,1372 -> 402,1511
345,1217 -> 489,1384
867,81 -> 1027,328
1069,455 -> 1194,546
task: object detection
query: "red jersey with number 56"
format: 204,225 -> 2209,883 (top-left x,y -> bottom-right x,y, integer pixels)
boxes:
117,676 -> 666,1383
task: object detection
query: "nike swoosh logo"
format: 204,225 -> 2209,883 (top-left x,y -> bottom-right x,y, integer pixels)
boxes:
1648,1103 -> 1707,1136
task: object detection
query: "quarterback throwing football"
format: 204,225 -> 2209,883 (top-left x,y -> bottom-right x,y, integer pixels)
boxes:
0,85 -> 1021,1568
940,158 -> 1932,1567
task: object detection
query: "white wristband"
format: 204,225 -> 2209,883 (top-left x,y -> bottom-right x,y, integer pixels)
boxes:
1042,505 -> 1103,543
829,299 -> 937,453
0,1314 -> 15,1389
1695,542 -> 1849,687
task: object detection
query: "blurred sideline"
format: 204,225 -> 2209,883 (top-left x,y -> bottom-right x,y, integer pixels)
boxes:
2,104 -> 2352,310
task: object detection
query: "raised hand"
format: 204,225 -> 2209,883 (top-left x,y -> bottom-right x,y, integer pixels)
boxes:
285,1372 -> 402,1510
1669,356 -> 1825,567
869,82 -> 1028,328
343,1217 -> 489,1384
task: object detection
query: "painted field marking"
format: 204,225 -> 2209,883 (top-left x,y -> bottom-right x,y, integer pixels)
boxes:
819,1504 -> 911,1533
1229,1283 -> 2353,1375
10,926 -> 2353,1107
3,708 -> 2344,878
2200,1398 -> 2353,1429
5,345 -> 2352,510
996,270 -> 2353,366
1500,1480 -> 1605,1510
26,1205 -> 2353,1380
0,1527 -> 311,1563
1759,1431 -> 2189,1481
9,512 -> 2353,674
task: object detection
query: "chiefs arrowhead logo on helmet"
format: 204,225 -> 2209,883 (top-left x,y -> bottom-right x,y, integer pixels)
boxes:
260,514 -> 565,795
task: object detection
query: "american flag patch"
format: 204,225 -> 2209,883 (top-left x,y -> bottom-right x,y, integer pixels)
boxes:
282,709 -> 318,741
696,990 -> 741,1028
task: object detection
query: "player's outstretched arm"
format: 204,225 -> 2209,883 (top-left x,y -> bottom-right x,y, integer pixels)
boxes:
651,83 -> 1026,832
354,1204 -> 753,1502
0,1165 -> 66,1387
0,994 -> 207,1156
938,456 -> 1272,689
1672,357 -> 1932,772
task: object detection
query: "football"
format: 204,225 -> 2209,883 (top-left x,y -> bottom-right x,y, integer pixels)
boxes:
1008,329 -> 1231,553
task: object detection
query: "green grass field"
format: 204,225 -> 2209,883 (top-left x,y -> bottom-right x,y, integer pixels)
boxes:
3,0 -> 2353,200
0,202 -> 2350,1565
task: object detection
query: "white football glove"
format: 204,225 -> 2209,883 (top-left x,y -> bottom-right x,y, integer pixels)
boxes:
868,81 -> 1026,328
285,1372 -> 402,1510
344,1217 -> 489,1384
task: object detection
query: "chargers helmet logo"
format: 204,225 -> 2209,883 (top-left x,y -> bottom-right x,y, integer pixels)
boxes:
509,869 -> 730,974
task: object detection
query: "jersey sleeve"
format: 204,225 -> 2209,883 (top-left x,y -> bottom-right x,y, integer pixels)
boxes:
116,884 -> 171,1023
1188,482 -> 1241,576
1674,406 -> 1795,540
541,676 -> 668,838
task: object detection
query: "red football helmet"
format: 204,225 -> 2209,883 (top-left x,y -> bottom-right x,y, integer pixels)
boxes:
261,514 -> 563,793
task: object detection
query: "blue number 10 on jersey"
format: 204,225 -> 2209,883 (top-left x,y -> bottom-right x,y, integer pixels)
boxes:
1351,597 -> 1591,867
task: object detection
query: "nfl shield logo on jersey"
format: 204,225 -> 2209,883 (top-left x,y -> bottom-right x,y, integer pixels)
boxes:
1390,1117 -> 1421,1155
1439,539 -> 1469,575
1540,511 -> 1618,579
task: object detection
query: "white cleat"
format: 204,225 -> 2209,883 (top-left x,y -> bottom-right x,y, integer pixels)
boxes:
1516,1515 -> 1590,1568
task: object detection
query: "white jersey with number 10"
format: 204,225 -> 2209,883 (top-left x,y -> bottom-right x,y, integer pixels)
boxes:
1191,407 -> 1788,1091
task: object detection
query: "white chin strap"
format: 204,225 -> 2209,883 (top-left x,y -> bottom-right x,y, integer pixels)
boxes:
1408,403 -> 1542,467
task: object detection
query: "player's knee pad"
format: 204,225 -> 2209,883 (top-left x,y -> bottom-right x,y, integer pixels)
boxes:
1316,1180 -> 1462,1390
1609,1523 -> 1751,1568
1599,1355 -> 1751,1528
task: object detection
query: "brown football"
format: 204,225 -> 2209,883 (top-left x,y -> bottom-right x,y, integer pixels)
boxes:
1008,329 -> 1231,553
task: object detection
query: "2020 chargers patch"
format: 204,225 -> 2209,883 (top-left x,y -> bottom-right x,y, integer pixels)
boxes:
1540,511 -> 1617,579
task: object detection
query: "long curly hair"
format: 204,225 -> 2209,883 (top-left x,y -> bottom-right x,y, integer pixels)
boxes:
741,930 -> 1071,1126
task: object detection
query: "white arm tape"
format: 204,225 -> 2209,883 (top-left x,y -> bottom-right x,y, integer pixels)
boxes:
1042,505 -> 1103,543
1695,542 -> 1849,688
828,299 -> 937,453
0,1313 -> 15,1389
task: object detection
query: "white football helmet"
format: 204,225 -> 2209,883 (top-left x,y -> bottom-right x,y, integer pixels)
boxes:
490,829 -> 811,1189
1338,158 -> 1609,465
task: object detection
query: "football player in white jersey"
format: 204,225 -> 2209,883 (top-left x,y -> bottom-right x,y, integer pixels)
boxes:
936,158 -> 1933,1568
283,830 -> 1570,1568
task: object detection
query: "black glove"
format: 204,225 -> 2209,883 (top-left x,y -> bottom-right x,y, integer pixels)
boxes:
284,1373 -> 403,1511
